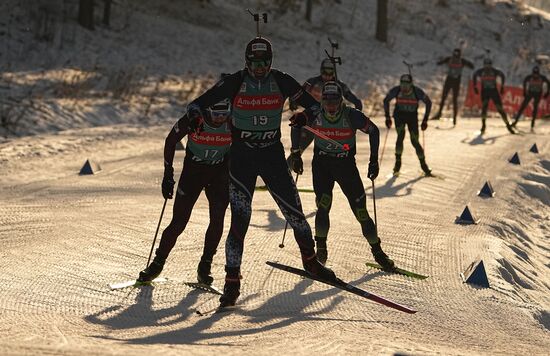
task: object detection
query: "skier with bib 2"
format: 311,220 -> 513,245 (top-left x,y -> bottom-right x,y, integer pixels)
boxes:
511,65 -> 550,131
288,81 -> 394,269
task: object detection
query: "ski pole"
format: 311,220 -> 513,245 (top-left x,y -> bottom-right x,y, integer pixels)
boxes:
279,173 -> 300,248
379,127 -> 390,166
422,130 -> 426,154
146,198 -> 168,267
371,180 -> 378,230
302,125 -> 350,151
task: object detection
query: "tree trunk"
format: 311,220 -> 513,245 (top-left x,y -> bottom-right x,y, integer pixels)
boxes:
78,0 -> 94,30
375,0 -> 388,43
103,0 -> 112,26
305,0 -> 312,22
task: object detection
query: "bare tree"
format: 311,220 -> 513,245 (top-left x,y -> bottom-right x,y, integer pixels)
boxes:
305,0 -> 313,22
103,0 -> 112,26
78,0 -> 94,30
375,0 -> 388,43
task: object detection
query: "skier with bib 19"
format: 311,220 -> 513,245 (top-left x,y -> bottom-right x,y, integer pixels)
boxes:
472,58 -> 515,135
431,48 -> 474,126
186,37 -> 337,309
511,65 -> 550,131
288,81 -> 394,269
289,59 -> 363,152
137,99 -> 232,286
383,74 -> 433,176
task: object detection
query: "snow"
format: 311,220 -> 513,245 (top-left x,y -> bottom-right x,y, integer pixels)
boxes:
0,0 -> 550,354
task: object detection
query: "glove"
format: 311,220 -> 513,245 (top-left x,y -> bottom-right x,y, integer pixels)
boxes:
385,117 -> 392,129
474,87 -> 479,95
421,121 -> 428,131
289,100 -> 298,111
367,161 -> 379,180
162,166 -> 175,199
288,150 -> 303,175
187,104 -> 205,134
289,111 -> 308,128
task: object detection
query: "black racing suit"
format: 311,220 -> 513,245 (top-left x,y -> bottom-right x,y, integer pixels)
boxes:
472,67 -> 512,130
434,56 -> 474,122
383,86 -> 431,169
291,76 -> 363,152
188,69 -> 322,290
513,74 -> 550,128
157,114 -> 230,263
291,106 -> 380,247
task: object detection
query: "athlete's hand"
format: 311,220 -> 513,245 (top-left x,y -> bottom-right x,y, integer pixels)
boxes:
289,112 -> 308,128
385,117 -> 392,129
187,104 -> 205,134
367,161 -> 379,180
288,151 -> 303,175
162,166 -> 175,199
421,121 -> 428,131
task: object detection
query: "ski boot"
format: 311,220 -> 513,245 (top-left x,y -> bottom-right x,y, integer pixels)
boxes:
511,117 -> 519,128
480,121 -> 486,135
420,158 -> 432,176
430,112 -> 441,121
393,155 -> 402,176
452,117 -> 457,127
138,250 -> 166,282
370,242 -> 395,271
315,236 -> 328,265
197,258 -> 214,286
218,267 -> 241,309
506,122 -> 516,134
303,254 -> 337,281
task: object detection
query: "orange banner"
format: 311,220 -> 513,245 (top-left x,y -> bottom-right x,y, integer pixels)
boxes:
464,80 -> 550,118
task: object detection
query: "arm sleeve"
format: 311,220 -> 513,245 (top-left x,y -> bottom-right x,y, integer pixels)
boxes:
340,81 -> 363,110
437,57 -> 450,66
416,87 -> 432,121
273,70 -> 321,124
350,109 -> 379,162
523,75 -> 530,92
164,114 -> 189,168
291,126 -> 301,151
543,76 -> 550,93
383,87 -> 399,118
463,58 -> 474,69
497,70 -> 506,87
188,71 -> 243,111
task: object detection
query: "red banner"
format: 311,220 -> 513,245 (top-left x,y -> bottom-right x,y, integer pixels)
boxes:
464,80 -> 550,118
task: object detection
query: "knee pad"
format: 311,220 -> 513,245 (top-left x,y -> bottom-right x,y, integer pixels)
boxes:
316,194 -> 332,210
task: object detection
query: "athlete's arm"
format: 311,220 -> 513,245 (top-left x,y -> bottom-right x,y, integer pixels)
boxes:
164,114 -> 189,168
340,81 -> 363,111
273,70 -> 321,123
383,86 -> 399,118
463,58 -> 474,69
351,109 -> 379,162
523,75 -> 530,94
416,87 -> 432,122
188,71 -> 243,112
472,69 -> 481,88
542,75 -> 550,96
437,57 -> 450,66
497,69 -> 506,88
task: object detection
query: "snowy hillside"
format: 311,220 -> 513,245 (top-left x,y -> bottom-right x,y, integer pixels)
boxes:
1,0 -> 549,138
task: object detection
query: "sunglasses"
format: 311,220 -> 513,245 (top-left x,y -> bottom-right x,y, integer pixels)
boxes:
322,69 -> 335,75
249,60 -> 271,70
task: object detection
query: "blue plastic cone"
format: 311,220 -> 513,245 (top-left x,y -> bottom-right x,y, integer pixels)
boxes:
79,159 -> 101,175
461,259 -> 489,288
455,206 -> 480,224
529,143 -> 539,154
478,181 -> 495,198
508,152 -> 520,165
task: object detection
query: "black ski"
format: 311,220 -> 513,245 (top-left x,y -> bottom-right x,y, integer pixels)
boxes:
109,277 -> 167,290
365,262 -> 428,280
184,282 -> 223,295
266,261 -> 417,314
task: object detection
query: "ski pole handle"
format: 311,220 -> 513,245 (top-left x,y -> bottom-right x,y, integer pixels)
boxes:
146,198 -> 168,267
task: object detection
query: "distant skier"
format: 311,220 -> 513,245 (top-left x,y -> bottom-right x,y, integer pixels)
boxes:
137,99 -> 232,286
288,81 -> 394,269
431,48 -> 474,126
383,74 -> 433,176
472,58 -> 515,134
511,65 -> 550,131
187,36 -> 336,309
290,58 -> 363,152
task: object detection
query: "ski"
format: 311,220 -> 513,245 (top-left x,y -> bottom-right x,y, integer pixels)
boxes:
184,282 -> 223,295
109,277 -> 168,290
420,172 -> 445,180
266,261 -> 417,314
365,262 -> 428,280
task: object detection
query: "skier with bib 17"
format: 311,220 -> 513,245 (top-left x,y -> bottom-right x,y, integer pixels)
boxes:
472,58 -> 515,135
383,74 -> 433,177
288,81 -> 394,270
186,36 -> 337,309
431,48 -> 474,126
137,99 -> 232,286
511,65 -> 550,132
289,58 -> 363,152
